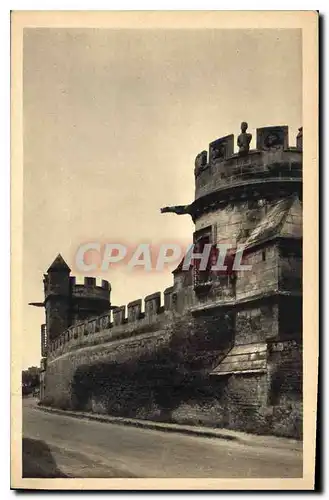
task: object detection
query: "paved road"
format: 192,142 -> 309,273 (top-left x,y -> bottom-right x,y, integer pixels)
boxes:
23,399 -> 302,478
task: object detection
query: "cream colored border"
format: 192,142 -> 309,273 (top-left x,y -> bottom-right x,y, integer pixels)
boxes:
11,10 -> 318,491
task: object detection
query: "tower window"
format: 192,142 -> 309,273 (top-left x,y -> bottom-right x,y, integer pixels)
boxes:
262,250 -> 266,261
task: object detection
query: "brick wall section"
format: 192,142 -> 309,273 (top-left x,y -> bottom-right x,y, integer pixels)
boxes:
235,302 -> 279,345
224,374 -> 269,432
171,373 -> 269,433
267,341 -> 302,404
236,245 -> 278,300
279,253 -> 302,293
267,340 -> 303,438
195,199 -> 267,246
43,325 -> 173,410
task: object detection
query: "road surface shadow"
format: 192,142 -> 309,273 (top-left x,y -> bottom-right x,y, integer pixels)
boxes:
22,438 -> 68,478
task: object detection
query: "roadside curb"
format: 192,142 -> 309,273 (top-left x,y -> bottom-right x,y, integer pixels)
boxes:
35,404 -> 302,451
36,405 -> 239,442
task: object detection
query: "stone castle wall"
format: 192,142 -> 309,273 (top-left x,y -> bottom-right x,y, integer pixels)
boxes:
43,281 -> 302,438
40,125 -> 303,439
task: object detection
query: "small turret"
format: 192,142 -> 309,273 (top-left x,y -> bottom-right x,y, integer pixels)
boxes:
44,254 -> 71,342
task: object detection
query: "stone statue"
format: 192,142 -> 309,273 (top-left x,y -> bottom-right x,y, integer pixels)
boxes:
160,205 -> 191,216
237,122 -> 252,155
296,127 -> 303,150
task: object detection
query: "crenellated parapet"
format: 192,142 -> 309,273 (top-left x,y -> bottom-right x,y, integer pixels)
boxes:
31,255 -> 113,343
47,287 -> 174,360
38,120 -> 303,440
164,287 -> 175,310
68,275 -> 111,325
145,292 -> 162,317
193,125 -> 302,208
70,276 -> 111,301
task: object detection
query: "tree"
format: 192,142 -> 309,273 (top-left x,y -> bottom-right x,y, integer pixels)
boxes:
22,366 -> 40,395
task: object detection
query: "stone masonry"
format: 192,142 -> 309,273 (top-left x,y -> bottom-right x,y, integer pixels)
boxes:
34,124 -> 303,438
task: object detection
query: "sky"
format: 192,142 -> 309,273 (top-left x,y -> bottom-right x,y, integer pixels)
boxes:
22,28 -> 302,368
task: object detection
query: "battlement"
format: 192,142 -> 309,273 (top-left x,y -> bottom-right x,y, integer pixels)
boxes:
44,273 -> 110,297
70,276 -> 111,300
39,117 -> 304,440
38,254 -> 113,342
194,125 -> 302,203
47,287 -> 173,359
42,125 -> 303,361
70,276 -> 110,289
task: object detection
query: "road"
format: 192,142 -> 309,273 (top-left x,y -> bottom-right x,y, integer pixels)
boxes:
23,398 -> 302,478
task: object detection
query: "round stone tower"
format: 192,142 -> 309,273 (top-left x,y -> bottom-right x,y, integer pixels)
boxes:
43,254 -> 71,343
163,124 -> 302,307
161,124 -> 303,436
31,254 -> 112,346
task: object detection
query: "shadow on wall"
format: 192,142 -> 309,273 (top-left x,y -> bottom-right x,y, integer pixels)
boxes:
22,438 -> 68,478
69,313 -> 234,420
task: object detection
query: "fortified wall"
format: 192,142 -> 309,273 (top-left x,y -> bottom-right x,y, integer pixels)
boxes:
35,124 -> 303,438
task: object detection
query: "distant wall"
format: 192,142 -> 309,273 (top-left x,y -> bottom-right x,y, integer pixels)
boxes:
44,316 -> 174,410
41,125 -> 303,439
48,288 -> 173,359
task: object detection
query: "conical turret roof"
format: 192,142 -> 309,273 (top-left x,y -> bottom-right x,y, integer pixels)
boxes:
47,254 -> 71,273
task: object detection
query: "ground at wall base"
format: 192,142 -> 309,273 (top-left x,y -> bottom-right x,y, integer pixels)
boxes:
36,403 -> 302,452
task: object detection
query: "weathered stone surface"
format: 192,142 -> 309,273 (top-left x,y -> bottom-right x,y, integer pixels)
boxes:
210,342 -> 267,375
209,134 -> 234,164
194,147 -> 301,200
194,150 -> 208,177
256,126 -> 289,151
113,306 -> 126,326
38,125 -> 303,439
145,292 -> 161,318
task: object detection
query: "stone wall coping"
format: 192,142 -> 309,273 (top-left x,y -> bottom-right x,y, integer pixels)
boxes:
127,299 -> 142,308
113,305 -> 126,312
145,292 -> 161,301
48,324 -> 170,363
47,287 -> 175,358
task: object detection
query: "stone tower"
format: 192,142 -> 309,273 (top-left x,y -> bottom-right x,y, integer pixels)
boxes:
43,254 -> 71,342
162,124 -> 303,435
30,254 -> 112,353
37,123 -> 303,438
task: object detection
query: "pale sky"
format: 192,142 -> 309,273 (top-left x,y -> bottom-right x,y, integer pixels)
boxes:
23,28 -> 302,368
